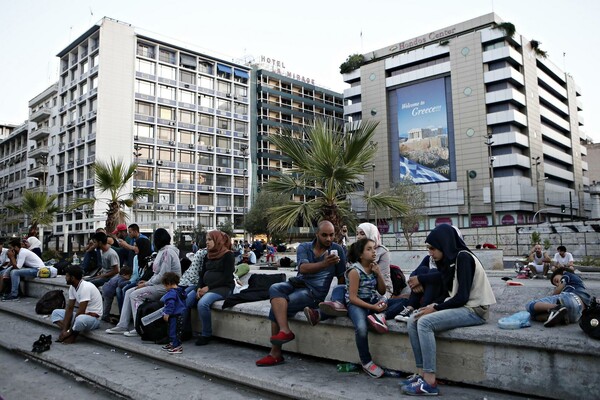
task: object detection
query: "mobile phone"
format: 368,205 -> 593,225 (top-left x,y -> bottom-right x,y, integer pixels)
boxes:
329,249 -> 338,257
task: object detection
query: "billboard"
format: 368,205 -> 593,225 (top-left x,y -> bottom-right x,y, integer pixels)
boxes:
390,77 -> 452,183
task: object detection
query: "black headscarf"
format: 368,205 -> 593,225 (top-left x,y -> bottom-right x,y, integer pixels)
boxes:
425,224 -> 469,265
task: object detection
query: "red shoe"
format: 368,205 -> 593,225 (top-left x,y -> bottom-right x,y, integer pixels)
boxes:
270,330 -> 295,345
256,354 -> 285,367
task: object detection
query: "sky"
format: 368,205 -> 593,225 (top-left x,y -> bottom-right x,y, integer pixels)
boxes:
1,0 -> 598,142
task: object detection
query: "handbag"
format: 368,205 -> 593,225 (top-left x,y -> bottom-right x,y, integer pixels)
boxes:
579,297 -> 600,339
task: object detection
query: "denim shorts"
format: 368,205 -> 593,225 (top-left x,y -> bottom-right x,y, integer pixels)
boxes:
268,282 -> 318,321
527,292 -> 584,322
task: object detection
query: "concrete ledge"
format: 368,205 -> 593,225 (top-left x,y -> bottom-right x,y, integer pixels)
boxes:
389,250 -> 504,270
22,274 -> 600,399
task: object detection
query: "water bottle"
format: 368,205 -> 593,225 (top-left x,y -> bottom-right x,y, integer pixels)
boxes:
336,363 -> 360,372
72,253 -> 80,265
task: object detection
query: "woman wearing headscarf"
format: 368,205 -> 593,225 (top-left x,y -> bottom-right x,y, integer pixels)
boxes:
400,224 -> 496,396
194,230 -> 235,345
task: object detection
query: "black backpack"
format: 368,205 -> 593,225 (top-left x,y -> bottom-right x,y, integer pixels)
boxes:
35,290 -> 66,315
279,257 -> 292,269
580,297 -> 600,340
390,265 -> 407,296
135,299 -> 169,343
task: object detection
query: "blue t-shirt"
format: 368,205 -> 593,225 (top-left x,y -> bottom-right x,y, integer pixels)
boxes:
296,239 -> 346,299
561,271 -> 592,306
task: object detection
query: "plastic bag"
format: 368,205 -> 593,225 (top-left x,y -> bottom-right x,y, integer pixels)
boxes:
498,311 -> 531,329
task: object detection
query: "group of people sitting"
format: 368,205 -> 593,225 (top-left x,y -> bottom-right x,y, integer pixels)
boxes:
525,244 -> 576,278
4,220 -> 594,397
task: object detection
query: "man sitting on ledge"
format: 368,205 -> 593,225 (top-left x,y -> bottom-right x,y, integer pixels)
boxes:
256,220 -> 346,367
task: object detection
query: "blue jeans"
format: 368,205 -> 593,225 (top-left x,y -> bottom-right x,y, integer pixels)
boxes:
347,301 -> 378,365
181,285 -> 198,335
51,310 -> 100,332
168,315 -> 184,347
197,291 -> 225,337
407,307 -> 486,373
268,282 -> 319,322
102,275 -> 130,318
9,268 -> 39,297
321,285 -> 408,320
527,292 -> 584,323
117,281 -> 138,311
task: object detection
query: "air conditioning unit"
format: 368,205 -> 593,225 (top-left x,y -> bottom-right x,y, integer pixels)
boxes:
234,96 -> 238,100
168,205 -> 175,211
184,84 -> 190,88
134,135 -> 139,140
188,143 -> 194,149
226,149 -> 231,153
208,206 -> 215,211
168,121 -> 176,126
216,167 -> 222,172
158,205 -> 165,210
226,93 -> 232,98
188,204 -> 195,209
242,133 -> 248,138
207,166 -> 213,171
74,182 -> 81,188
156,160 -> 163,166
226,207 -> 232,211
208,186 -> 214,190
169,141 -> 175,146
207,146 -> 214,151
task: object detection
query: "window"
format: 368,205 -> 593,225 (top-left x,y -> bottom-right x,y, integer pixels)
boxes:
80,82 -> 88,96
198,153 -> 213,165
216,64 -> 232,79
178,171 -> 195,184
234,121 -> 247,133
178,192 -> 194,205
199,76 -> 214,90
234,195 -> 244,207
217,99 -> 231,112
199,61 -> 213,74
137,42 -> 155,58
157,148 -> 175,161
216,155 -> 231,168
233,158 -> 245,169
216,137 -> 231,149
180,53 -> 197,70
217,80 -> 231,94
135,101 -> 154,116
136,80 -> 155,96
217,118 -> 230,130
234,85 -> 247,97
158,85 -> 175,101
234,176 -> 245,188
178,150 -> 194,164
199,114 -> 214,128
135,145 -> 153,159
179,90 -> 195,104
157,168 -> 175,183
234,103 -> 248,115
178,110 -> 195,124
159,48 -> 176,64
198,173 -> 213,186
158,106 -> 175,120
179,130 -> 194,144
135,167 -> 153,181
136,59 -> 155,75
199,94 -> 214,108
135,123 -> 154,138
158,64 -> 176,80
82,60 -> 89,74
91,54 -> 99,68
216,193 -> 231,205
198,134 -> 213,147
180,70 -> 196,85
197,193 -> 213,205
157,126 -> 175,141
91,76 -> 98,90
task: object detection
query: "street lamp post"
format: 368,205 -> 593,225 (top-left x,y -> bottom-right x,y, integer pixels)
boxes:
485,129 -> 496,226
240,144 -> 249,240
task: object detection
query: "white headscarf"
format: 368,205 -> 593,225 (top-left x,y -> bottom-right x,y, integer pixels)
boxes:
357,223 -> 381,248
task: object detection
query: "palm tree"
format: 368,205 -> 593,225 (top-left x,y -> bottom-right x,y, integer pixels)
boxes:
264,119 -> 408,237
6,190 -> 61,236
70,158 -> 153,232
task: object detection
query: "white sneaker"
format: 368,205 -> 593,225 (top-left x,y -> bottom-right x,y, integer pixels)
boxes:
123,329 -> 139,337
105,326 -> 128,334
362,361 -> 384,378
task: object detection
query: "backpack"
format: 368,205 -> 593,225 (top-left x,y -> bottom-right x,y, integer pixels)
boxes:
279,257 -> 292,269
35,289 -> 66,315
390,265 -> 407,296
579,297 -> 600,340
135,299 -> 169,343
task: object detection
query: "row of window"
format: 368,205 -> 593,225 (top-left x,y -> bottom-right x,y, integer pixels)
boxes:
136,80 -> 248,109
134,104 -> 247,131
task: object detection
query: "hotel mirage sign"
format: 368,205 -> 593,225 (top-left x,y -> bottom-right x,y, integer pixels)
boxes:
259,55 -> 315,85
393,26 -> 457,52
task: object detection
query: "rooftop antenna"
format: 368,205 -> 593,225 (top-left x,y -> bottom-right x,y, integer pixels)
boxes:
360,29 -> 363,52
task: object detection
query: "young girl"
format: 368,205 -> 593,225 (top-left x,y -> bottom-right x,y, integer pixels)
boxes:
345,238 -> 388,378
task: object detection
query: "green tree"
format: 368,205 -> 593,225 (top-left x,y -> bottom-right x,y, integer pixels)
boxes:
244,191 -> 289,240
339,53 -> 365,74
217,220 -> 234,237
70,158 -> 153,233
388,178 -> 426,250
264,119 -> 408,237
6,190 -> 61,236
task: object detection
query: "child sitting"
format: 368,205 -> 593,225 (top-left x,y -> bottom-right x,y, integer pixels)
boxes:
344,238 -> 389,378
160,272 -> 187,354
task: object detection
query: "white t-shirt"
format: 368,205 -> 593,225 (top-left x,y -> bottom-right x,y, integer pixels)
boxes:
0,248 -> 8,266
69,280 -> 103,316
27,236 -> 42,251
17,248 -> 45,269
553,252 -> 574,266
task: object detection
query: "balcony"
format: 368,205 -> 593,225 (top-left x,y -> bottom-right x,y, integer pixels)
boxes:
28,145 -> 49,159
29,107 -> 52,123
27,165 -> 46,177
28,185 -> 46,193
483,67 -> 524,86
485,88 -> 526,107
29,127 -> 51,141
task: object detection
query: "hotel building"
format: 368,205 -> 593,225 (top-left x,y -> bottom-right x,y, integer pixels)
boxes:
343,13 -> 589,229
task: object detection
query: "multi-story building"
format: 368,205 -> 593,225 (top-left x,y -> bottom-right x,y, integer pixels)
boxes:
0,124 -> 15,141
343,13 -> 589,230
0,122 -> 29,236
49,17 -> 251,248
253,68 -> 344,193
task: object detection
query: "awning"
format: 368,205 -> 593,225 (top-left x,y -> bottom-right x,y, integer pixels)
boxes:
180,54 -> 196,68
217,64 -> 232,74
234,69 -> 249,79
